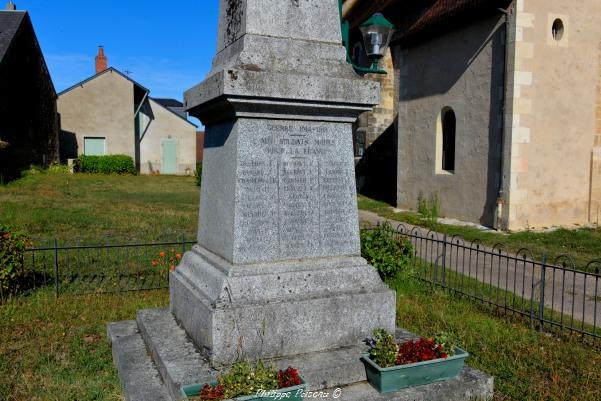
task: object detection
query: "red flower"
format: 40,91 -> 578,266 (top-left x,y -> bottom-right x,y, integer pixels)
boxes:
199,383 -> 224,400
278,367 -> 302,388
151,260 -> 158,267
396,337 -> 448,365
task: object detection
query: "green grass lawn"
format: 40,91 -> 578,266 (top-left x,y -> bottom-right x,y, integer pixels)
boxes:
358,195 -> 601,271
1,279 -> 599,401
390,274 -> 601,401
0,289 -> 169,401
2,172 -> 600,271
1,173 -> 600,400
0,172 -> 200,244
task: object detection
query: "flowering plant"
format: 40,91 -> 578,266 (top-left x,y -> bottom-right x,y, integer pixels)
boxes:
151,248 -> 182,272
195,362 -> 302,401
364,328 -> 397,368
198,383 -> 224,400
396,338 -> 448,365
365,329 -> 457,368
277,367 -> 302,388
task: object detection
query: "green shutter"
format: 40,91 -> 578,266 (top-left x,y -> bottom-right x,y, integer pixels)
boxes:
84,137 -> 106,156
162,139 -> 177,174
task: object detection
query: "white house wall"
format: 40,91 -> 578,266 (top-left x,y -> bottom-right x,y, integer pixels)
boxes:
139,99 -> 196,175
57,70 -> 135,157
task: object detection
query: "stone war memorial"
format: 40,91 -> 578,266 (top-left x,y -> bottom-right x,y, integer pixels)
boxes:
108,1 -> 493,400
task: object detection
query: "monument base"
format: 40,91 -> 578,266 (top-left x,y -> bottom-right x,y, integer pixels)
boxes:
170,245 -> 396,365
108,309 -> 494,401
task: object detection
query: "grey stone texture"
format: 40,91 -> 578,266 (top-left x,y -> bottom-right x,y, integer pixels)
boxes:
196,118 -> 362,264
332,370 -> 494,401
109,310 -> 493,401
107,321 -> 171,401
184,0 -> 379,124
173,0 -> 397,366
206,0 -> 363,78
136,309 -> 219,400
184,70 -> 379,125
170,246 -> 396,365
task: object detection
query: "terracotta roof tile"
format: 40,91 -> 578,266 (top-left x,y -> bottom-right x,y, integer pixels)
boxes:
400,0 -> 513,43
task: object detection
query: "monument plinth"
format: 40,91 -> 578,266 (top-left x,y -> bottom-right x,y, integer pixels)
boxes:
108,2 -> 494,399
170,0 -> 395,365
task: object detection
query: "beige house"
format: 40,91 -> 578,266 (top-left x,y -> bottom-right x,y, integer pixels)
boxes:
345,0 -> 601,230
57,49 -> 197,175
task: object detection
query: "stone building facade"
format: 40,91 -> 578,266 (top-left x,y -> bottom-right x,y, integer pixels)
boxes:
0,5 -> 59,182
352,49 -> 398,203
353,50 -> 396,157
345,0 -> 601,230
594,44 -> 601,224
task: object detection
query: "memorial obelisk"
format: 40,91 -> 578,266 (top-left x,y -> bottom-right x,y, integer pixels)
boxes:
170,0 -> 396,366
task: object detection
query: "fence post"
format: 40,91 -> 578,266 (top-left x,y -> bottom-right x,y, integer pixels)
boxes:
529,266 -> 536,329
538,253 -> 547,332
441,234 -> 447,288
53,238 -> 59,298
181,234 -> 186,255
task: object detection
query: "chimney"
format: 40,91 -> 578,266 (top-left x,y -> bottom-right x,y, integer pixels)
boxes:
95,46 -> 108,74
5,1 -> 16,10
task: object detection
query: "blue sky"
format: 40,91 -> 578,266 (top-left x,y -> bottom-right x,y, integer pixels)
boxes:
18,0 -> 219,104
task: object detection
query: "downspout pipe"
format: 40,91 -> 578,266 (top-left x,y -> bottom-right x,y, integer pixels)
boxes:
496,3 -> 514,230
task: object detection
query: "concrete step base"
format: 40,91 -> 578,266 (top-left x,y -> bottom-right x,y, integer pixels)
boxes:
109,308 -> 494,401
330,372 -> 494,401
136,308 -> 218,400
107,320 -> 171,401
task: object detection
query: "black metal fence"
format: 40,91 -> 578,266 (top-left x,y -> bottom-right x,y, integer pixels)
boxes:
23,237 -> 196,296
389,223 -> 601,344
18,227 -> 601,344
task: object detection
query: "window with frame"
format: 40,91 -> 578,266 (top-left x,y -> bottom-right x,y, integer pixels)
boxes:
442,109 -> 456,172
83,137 -> 106,156
437,107 -> 456,174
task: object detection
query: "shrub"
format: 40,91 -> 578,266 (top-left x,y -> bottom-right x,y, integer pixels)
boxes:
365,329 -> 458,368
22,165 -> 45,176
199,361 -> 301,400
218,361 -> 278,399
47,163 -> 70,174
195,163 -> 203,186
77,155 -> 136,175
0,225 -> 31,299
360,222 -> 414,279
417,193 -> 440,224
365,328 -> 398,368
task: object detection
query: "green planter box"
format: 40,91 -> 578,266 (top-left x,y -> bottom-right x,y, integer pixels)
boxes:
180,377 -> 307,401
361,348 -> 469,393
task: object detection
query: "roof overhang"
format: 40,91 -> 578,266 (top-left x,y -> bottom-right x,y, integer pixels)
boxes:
343,0 -> 514,47
58,67 -> 150,97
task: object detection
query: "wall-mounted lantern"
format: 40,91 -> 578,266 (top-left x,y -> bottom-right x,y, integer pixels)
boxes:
359,13 -> 395,61
339,1 -> 395,74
